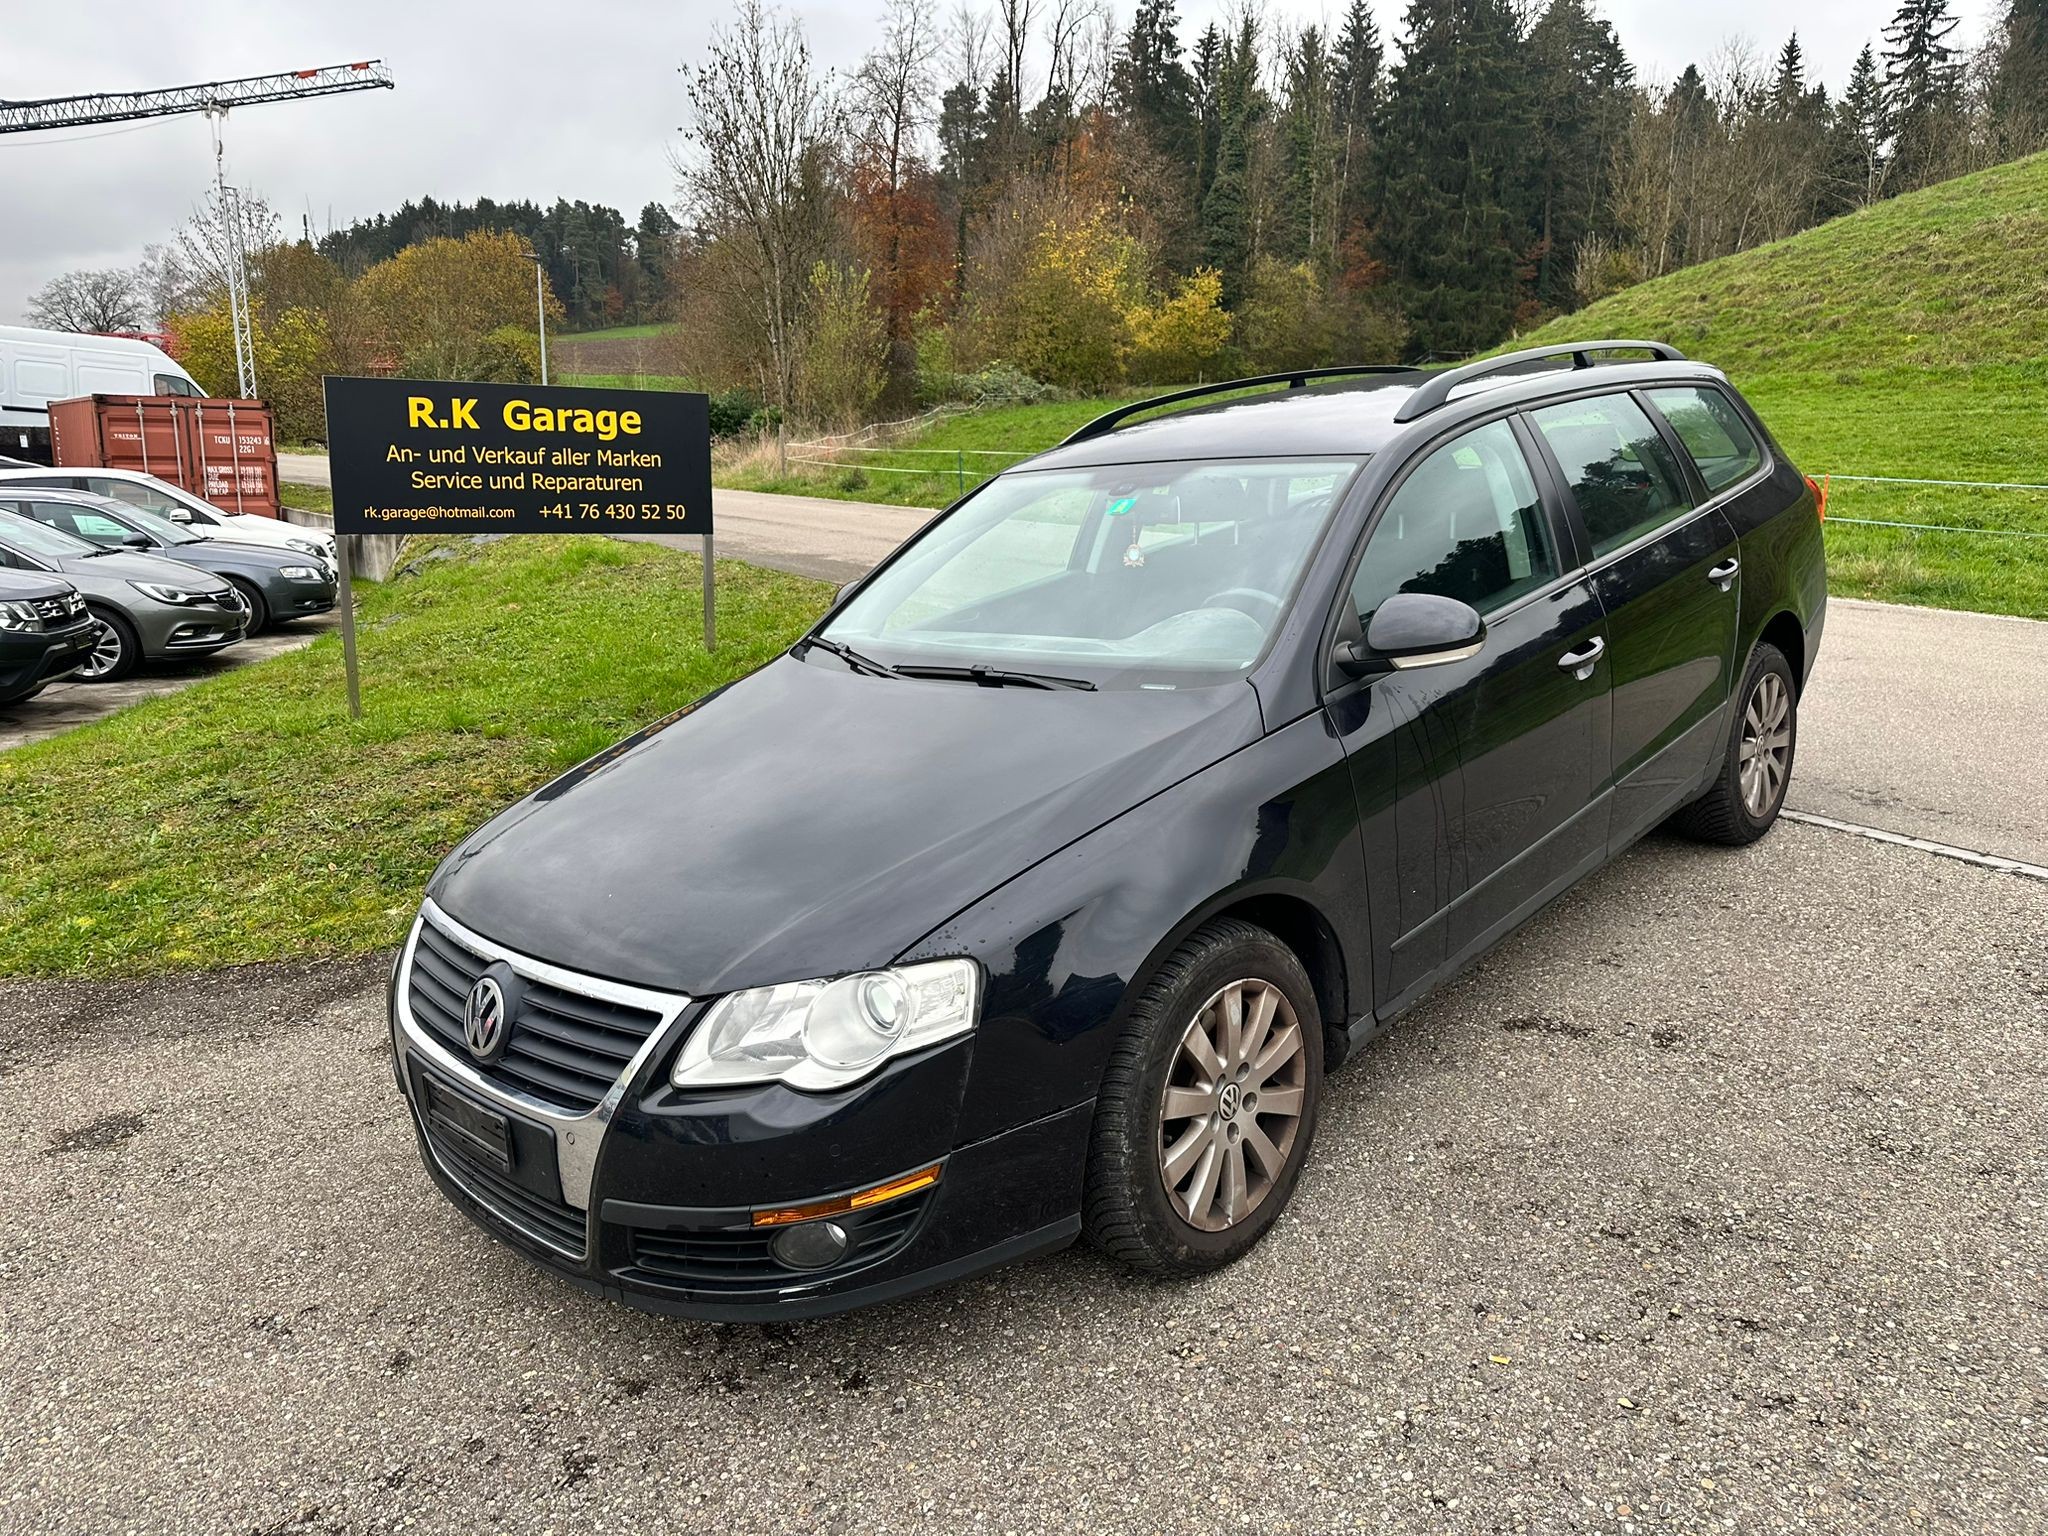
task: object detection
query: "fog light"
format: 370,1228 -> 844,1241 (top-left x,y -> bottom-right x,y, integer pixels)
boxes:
769,1220 -> 850,1271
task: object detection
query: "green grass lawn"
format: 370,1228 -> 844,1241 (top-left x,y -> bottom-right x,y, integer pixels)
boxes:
277,481 -> 333,514
556,322 -> 670,341
0,537 -> 832,979
720,395 -> 1152,508
557,371 -> 695,392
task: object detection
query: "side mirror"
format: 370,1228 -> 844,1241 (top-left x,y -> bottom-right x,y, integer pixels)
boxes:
166,507 -> 193,524
1336,592 -> 1487,677
121,532 -> 153,550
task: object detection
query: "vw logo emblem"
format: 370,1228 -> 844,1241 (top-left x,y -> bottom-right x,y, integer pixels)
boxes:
464,972 -> 510,1061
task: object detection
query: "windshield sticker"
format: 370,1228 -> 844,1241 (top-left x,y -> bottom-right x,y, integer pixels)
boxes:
1105,495 -> 1139,517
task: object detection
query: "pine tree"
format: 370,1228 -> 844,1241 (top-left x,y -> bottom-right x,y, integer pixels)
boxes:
1191,23 -> 1227,212
1372,0 -> 1535,354
1989,0 -> 2048,153
1114,0 -> 1197,162
1198,15 -> 1265,304
1828,43 -> 1889,208
1882,0 -> 1966,190
1331,0 -> 1384,259
1527,0 -> 1633,313
1773,34 -> 1806,116
1278,25 -> 1339,264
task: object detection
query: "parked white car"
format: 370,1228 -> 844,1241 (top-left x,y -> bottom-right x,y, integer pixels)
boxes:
0,466 -> 335,564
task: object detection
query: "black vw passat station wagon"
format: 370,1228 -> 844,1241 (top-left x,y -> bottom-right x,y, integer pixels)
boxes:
392,341 -> 1826,1319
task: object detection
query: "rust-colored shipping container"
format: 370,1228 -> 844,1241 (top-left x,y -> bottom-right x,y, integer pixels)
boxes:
47,393 -> 281,519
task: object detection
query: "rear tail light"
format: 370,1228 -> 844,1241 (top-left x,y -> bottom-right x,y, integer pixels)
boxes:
1805,474 -> 1828,521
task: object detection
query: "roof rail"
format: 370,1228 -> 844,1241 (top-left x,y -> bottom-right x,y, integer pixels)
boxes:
1390,339 -> 1686,424
1062,366 -> 1419,445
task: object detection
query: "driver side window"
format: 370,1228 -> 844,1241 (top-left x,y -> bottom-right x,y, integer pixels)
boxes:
1352,420 -> 1557,626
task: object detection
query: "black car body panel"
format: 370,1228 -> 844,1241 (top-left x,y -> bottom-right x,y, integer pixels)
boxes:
395,350 -> 1829,1319
430,652 -> 1267,997
0,570 -> 95,701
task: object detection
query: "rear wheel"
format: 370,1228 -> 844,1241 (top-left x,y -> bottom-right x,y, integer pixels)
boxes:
75,606 -> 139,683
1084,918 -> 1323,1276
1670,641 -> 1796,845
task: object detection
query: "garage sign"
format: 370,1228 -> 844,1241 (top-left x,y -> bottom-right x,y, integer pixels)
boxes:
323,376 -> 712,535
320,374 -> 720,719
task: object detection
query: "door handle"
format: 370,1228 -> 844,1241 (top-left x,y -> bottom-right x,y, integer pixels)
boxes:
1557,635 -> 1605,680
1708,557 -> 1740,591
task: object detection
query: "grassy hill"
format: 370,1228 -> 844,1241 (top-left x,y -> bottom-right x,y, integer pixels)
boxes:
722,152 -> 2048,616
1506,151 -> 2048,617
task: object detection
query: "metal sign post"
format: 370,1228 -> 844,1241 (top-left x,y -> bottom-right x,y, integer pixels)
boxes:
335,533 -> 361,719
702,532 -> 715,651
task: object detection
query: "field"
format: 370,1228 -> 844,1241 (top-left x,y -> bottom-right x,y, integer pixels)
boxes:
550,323 -> 673,384
1508,151 -> 2048,619
0,538 -> 831,978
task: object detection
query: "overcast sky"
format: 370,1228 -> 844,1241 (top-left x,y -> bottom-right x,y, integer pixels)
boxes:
1,0 -> 2002,321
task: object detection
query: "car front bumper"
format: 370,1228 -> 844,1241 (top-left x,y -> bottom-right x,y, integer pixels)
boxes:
135,596 -> 248,658
389,902 -> 1089,1321
0,615 -> 99,699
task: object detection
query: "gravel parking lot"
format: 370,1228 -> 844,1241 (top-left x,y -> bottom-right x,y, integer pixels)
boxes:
3,820 -> 2042,1534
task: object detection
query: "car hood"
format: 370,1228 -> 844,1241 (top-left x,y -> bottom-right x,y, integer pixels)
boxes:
172,538 -> 303,567
0,570 -> 74,601
430,652 -> 1265,996
54,549 -> 235,590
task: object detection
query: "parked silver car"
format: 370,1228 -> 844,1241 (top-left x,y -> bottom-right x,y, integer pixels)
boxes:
0,510 -> 247,681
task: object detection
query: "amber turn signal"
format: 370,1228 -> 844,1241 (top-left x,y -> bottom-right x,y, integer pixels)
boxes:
751,1164 -> 942,1227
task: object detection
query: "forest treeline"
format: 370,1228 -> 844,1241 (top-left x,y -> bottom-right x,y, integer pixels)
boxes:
22,0 -> 2048,439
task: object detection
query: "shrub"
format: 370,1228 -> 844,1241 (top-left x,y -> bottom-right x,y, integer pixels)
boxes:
1126,268 -> 1231,384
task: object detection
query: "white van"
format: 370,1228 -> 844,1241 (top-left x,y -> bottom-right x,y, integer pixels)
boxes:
0,325 -> 207,462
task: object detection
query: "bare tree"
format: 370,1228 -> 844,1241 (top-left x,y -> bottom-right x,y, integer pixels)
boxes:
157,187 -> 281,313
851,0 -> 942,347
24,268 -> 143,333
676,0 -> 839,468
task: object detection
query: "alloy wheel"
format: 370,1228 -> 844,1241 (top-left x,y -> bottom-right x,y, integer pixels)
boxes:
1738,670 -> 1792,817
1157,978 -> 1308,1232
75,619 -> 125,680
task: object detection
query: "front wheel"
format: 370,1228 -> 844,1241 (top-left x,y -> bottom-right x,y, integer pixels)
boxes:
1671,640 -> 1797,845
1084,918 -> 1323,1276
75,606 -> 140,683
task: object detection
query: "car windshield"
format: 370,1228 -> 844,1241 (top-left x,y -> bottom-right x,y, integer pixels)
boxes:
0,511 -> 97,559
821,457 -> 1363,685
95,499 -> 203,545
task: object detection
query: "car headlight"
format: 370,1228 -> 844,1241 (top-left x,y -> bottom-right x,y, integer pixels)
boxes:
670,958 -> 979,1092
277,564 -> 321,580
127,580 -> 211,605
285,537 -> 324,557
0,600 -> 37,632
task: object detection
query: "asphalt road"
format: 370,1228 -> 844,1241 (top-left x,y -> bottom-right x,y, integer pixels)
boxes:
1791,600 -> 2048,867
282,447 -> 928,585
3,820 -> 2042,1534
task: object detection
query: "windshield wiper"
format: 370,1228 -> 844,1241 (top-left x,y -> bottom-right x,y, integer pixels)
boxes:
802,634 -> 902,678
892,663 -> 1097,692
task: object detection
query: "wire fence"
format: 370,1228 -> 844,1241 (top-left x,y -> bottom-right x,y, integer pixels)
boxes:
1812,472 -> 2048,539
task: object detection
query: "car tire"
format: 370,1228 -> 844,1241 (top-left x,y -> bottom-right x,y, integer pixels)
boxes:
1083,918 -> 1324,1277
1670,640 -> 1797,846
76,605 -> 140,683
228,578 -> 269,632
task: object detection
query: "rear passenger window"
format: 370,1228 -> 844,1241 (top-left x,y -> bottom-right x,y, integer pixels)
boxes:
1646,387 -> 1763,494
1530,393 -> 1693,557
1352,420 -> 1557,623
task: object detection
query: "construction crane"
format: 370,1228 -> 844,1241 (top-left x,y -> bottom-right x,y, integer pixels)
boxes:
0,62 -> 395,396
